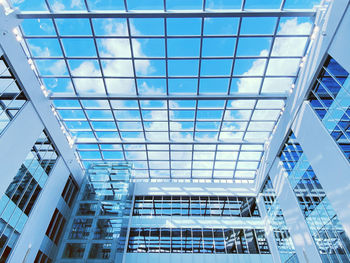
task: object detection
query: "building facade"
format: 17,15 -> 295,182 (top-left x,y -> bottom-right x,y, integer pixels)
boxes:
0,0 -> 350,263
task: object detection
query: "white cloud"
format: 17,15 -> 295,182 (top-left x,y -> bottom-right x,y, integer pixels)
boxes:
71,0 -> 83,9
29,44 -> 50,57
237,18 -> 312,94
51,1 -> 65,11
34,17 -> 311,178
48,60 -> 66,75
71,61 -> 101,77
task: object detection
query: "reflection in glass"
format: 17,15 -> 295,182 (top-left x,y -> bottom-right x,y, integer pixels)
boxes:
128,227 -> 269,254
280,132 -> 350,262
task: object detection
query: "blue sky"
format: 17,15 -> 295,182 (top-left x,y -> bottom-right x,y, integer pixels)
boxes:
11,0 -> 321,178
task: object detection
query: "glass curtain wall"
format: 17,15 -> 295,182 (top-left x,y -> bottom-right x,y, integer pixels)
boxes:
0,130 -> 58,262
127,227 -> 270,254
309,56 -> 350,161
280,132 -> 350,262
34,176 -> 78,262
133,195 -> 259,217
0,56 -> 27,135
260,176 -> 299,263
56,162 -> 132,263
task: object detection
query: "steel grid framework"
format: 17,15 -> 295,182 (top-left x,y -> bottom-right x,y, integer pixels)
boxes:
10,0 -> 320,180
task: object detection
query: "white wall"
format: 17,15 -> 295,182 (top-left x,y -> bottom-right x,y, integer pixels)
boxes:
256,196 -> 281,263
0,103 -> 43,197
255,0 -> 350,193
8,158 -> 70,263
328,2 -> 350,73
292,102 -> 350,237
0,5 -> 83,185
254,2 -> 350,261
269,160 -> 322,263
0,5 -> 84,262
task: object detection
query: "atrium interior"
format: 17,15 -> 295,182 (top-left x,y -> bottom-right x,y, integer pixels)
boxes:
0,0 -> 350,262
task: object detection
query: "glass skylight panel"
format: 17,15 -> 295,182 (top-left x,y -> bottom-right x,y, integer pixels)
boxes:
244,0 -> 282,9
105,79 -> 136,94
130,19 -> 164,36
230,78 -> 262,93
168,79 -> 197,94
205,0 -> 241,10
126,0 -> 164,10
13,0 -> 320,180
27,39 -> 62,57
199,79 -> 230,94
86,0 -> 125,11
44,78 -> 74,93
21,19 -> 55,36
233,59 -> 267,76
277,17 -> 313,35
266,58 -> 300,76
168,38 -> 200,58
202,38 -> 236,57
168,60 -> 199,76
201,59 -> 232,76
241,17 -> 278,35
12,0 -> 48,11
228,100 -> 256,109
236,37 -> 272,57
92,19 -> 128,36
261,77 -> 294,93
133,39 -> 165,58
283,0 -> 320,9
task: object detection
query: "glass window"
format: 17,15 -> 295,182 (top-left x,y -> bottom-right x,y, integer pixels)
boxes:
69,219 -> 92,240
309,56 -> 350,162
133,195 -> 260,217
0,57 -> 27,135
280,132 -> 350,262
127,227 -> 269,254
88,243 -> 111,259
63,243 -> 86,259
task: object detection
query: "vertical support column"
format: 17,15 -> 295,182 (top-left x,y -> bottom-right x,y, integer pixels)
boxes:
0,5 -> 83,186
292,102 -> 350,236
122,186 -> 135,263
0,102 -> 43,197
269,159 -> 322,263
256,196 -> 281,263
8,157 -> 70,263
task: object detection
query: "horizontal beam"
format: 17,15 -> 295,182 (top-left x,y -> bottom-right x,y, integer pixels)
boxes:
24,34 -> 310,39
50,93 -> 288,100
0,92 -> 27,100
41,75 -> 297,79
75,140 -> 265,145
31,55 -> 303,60
17,10 -> 316,19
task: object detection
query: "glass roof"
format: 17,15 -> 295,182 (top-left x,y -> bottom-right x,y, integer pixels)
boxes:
8,0 -> 322,181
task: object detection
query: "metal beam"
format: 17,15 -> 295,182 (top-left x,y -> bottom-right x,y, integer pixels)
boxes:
0,92 -> 26,100
17,10 -> 316,19
75,140 -> 265,144
50,93 -> 288,100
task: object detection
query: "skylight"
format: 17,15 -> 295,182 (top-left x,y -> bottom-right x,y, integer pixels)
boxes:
8,0 -> 323,181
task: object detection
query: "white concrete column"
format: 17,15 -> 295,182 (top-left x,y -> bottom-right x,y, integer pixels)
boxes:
256,195 -> 281,263
269,159 -> 322,263
255,0 -> 350,193
8,157 -> 70,263
292,101 -> 350,237
328,3 -> 350,74
0,102 -> 43,197
0,5 -> 83,185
